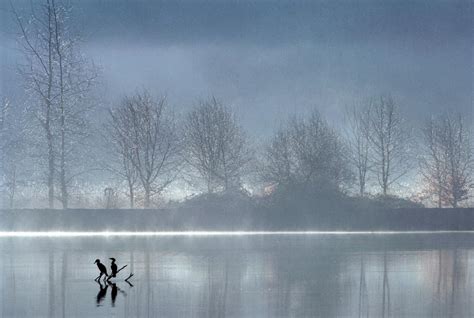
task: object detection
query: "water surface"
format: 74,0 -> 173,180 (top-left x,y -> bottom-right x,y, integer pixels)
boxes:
0,234 -> 473,317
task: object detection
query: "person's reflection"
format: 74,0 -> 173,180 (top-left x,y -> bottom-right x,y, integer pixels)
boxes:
96,280 -> 108,306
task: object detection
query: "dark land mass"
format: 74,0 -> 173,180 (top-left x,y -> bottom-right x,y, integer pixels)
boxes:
0,191 -> 472,232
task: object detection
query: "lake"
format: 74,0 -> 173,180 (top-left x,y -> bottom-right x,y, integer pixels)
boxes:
0,233 -> 473,317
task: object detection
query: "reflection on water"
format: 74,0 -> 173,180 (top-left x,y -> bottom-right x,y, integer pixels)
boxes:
95,280 -> 132,307
0,235 -> 473,317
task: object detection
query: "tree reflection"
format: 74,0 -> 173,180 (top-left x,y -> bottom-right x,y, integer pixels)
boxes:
381,251 -> 390,318
206,255 -> 230,318
428,248 -> 471,318
358,254 -> 369,318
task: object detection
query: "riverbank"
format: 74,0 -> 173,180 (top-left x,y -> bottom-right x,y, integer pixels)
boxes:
0,207 -> 472,231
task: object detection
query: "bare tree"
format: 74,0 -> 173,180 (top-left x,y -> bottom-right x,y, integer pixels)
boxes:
2,154 -> 20,209
0,98 -> 28,208
0,98 -> 8,133
184,97 -> 251,193
262,110 -> 352,192
421,114 -> 473,207
344,102 -> 372,196
0,98 -> 13,207
420,116 -> 448,207
13,1 -> 55,207
13,0 -> 96,208
106,109 -> 139,208
110,90 -> 181,207
367,96 -> 411,195
261,129 -> 295,187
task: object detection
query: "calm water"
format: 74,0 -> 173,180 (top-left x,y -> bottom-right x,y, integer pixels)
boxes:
0,234 -> 473,317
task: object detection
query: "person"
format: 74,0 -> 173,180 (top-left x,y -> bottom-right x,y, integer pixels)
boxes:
94,259 -> 108,281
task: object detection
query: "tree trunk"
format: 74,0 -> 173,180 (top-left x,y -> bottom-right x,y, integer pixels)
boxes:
437,189 -> 442,208
452,199 -> 458,208
8,167 -> 16,209
55,2 -> 67,209
60,149 -> 67,208
359,177 -> 365,197
46,4 -> 55,209
144,186 -> 151,208
207,176 -> 212,194
59,110 -> 67,208
59,111 -> 67,208
129,183 -> 134,208
47,128 -> 55,209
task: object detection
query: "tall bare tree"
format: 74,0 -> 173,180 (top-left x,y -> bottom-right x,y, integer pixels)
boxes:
13,1 -> 55,207
420,116 -> 448,207
367,96 -> 411,195
0,98 -> 28,208
344,102 -> 372,196
14,0 -> 96,208
110,90 -> 181,207
262,129 -> 295,187
0,98 -> 13,207
263,110 -> 352,192
106,109 -> 139,208
420,114 -> 473,207
184,97 -> 251,193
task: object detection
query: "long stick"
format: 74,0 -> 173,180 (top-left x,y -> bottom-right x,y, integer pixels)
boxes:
116,265 -> 127,274
107,265 -> 128,281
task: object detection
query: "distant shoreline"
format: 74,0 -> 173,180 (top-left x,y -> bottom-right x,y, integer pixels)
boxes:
0,208 -> 473,232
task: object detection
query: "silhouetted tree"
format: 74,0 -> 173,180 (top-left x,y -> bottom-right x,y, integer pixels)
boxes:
0,98 -> 10,155
344,102 -> 372,196
184,97 -> 251,193
420,113 -> 473,207
263,110 -> 352,193
14,0 -> 97,208
110,90 -> 181,207
367,96 -> 411,195
420,116 -> 448,207
106,108 -> 139,208
0,98 -> 28,208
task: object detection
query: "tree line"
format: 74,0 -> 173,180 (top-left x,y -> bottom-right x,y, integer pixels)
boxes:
0,0 -> 472,209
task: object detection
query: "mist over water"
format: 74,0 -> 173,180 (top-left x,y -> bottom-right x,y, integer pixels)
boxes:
1,234 -> 473,317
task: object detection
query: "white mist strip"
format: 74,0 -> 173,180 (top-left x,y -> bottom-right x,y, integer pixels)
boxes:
0,231 -> 472,237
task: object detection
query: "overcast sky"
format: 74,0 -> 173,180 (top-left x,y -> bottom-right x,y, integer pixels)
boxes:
1,0 -> 472,135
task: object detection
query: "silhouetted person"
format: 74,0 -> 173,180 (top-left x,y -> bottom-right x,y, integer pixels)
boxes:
94,259 -> 108,281
96,280 -> 108,306
110,258 -> 118,278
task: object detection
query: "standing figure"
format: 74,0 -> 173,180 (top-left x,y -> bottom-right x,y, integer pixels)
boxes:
94,259 -> 108,281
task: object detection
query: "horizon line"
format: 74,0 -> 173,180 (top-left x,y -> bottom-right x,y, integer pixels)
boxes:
0,230 -> 472,237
